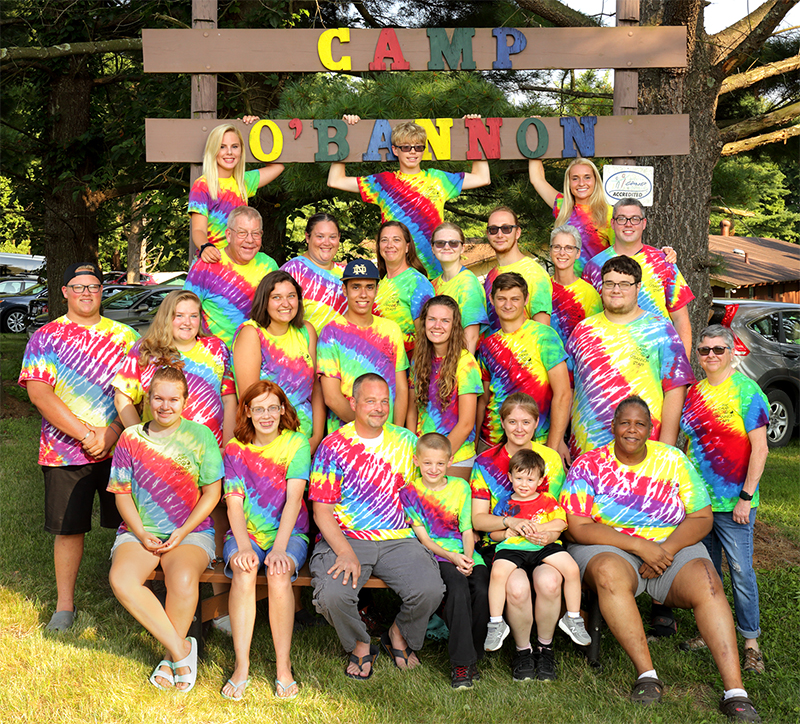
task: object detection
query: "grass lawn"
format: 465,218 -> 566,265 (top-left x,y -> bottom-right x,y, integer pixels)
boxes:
1,333 -> 798,724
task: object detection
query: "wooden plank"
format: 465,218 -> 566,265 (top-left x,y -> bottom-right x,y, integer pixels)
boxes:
612,0 -> 639,165
142,27 -> 687,73
146,115 -> 690,163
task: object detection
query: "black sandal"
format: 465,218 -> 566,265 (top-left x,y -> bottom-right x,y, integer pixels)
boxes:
630,676 -> 664,705
344,644 -> 379,680
380,630 -> 418,669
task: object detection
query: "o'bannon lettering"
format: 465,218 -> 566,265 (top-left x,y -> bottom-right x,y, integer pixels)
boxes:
560,116 -> 596,158
313,119 -> 349,162
362,119 -> 398,162
249,120 -> 283,162
516,118 -> 548,159
318,28 -> 351,71
415,118 -> 453,161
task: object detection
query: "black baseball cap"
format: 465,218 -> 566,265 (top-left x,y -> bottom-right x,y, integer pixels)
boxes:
341,258 -> 380,282
63,262 -> 103,286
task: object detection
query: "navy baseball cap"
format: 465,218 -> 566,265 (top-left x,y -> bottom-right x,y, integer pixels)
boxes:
63,262 -> 103,286
341,258 -> 380,281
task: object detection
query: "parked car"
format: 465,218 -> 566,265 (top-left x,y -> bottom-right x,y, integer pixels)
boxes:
0,282 -> 48,333
710,299 -> 800,447
0,276 -> 40,296
103,271 -> 158,285
27,284 -> 139,321
27,284 -> 174,337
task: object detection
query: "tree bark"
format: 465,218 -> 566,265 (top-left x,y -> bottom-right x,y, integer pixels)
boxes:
719,53 -> 800,95
126,195 -> 145,284
718,101 -> 800,142
1,38 -> 142,62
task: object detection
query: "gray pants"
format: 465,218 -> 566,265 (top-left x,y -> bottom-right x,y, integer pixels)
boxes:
310,537 -> 445,653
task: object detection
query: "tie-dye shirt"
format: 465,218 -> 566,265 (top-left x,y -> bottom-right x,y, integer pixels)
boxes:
112,336 -> 235,446
188,170 -> 260,249
233,320 -> 315,438
680,372 -> 769,512
108,419 -> 224,537
567,312 -> 694,458
582,245 -> 695,320
317,315 -> 408,433
401,476 -> 484,564
551,278 -> 602,347
497,493 -> 566,552
309,422 -> 417,541
373,267 -> 435,354
484,256 -> 553,333
183,249 -> 278,348
280,256 -> 347,333
471,441 -> 565,547
553,193 -> 613,276
223,431 -> 310,550
431,267 -> 489,329
19,316 -> 139,467
412,350 -> 483,463
358,169 -> 464,277
560,440 -> 710,544
477,319 -> 568,445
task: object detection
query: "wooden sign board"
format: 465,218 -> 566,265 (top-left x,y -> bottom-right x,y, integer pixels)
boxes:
142,26 -> 687,73
145,115 -> 690,163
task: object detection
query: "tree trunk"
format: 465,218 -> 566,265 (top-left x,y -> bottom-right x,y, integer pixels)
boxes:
126,195 -> 145,284
44,60 -> 98,318
638,0 -> 721,359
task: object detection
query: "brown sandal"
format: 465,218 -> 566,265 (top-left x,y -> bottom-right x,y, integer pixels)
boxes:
344,644 -> 379,680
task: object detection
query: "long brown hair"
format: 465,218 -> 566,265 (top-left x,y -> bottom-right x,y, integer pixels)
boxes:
138,290 -> 206,368
233,380 -> 299,444
412,295 -> 465,409
250,270 -> 305,329
376,221 -> 428,278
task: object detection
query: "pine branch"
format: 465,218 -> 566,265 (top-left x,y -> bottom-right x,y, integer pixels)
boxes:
1,38 -> 143,62
514,0 -> 600,28
720,124 -> 800,155
517,83 -> 613,100
718,101 -> 800,143
719,53 -> 800,94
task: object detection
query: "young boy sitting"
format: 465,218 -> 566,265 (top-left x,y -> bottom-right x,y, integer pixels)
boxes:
484,449 -> 590,670
327,117 -> 490,278
399,433 -> 490,690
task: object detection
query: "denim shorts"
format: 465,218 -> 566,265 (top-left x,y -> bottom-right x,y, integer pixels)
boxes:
222,535 -> 308,582
110,529 -> 216,565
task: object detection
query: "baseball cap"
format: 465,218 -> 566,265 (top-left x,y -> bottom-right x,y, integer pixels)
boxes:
341,258 -> 380,282
63,262 -> 103,286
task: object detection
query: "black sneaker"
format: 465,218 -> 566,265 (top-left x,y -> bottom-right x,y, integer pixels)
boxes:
451,665 -> 473,690
536,645 -> 557,681
469,662 -> 480,682
512,648 -> 535,682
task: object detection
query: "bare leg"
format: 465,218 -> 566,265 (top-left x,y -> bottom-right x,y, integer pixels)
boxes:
54,534 -> 84,611
505,568 -> 533,648
268,564 -> 297,695
488,559 -> 516,618
541,551 -> 582,612
221,565 -> 257,698
532,564 -> 562,641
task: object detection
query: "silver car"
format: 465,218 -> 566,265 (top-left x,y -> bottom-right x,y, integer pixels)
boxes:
710,299 -> 800,447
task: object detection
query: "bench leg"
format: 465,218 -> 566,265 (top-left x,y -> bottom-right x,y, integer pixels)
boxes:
188,594 -> 205,659
585,587 -> 602,669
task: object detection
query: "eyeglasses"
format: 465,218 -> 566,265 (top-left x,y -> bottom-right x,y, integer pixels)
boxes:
601,280 -> 637,290
486,224 -> 518,235
697,346 -> 730,356
394,144 -> 425,153
612,215 -> 644,226
232,229 -> 263,240
432,239 -> 462,249
550,244 -> 579,253
249,405 -> 282,416
67,284 -> 102,293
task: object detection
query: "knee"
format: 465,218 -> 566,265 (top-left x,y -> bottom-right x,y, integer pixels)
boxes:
588,555 -> 629,597
693,559 -> 725,598
165,568 -> 199,600
505,577 -> 531,607
533,567 -> 562,600
266,569 -> 293,591
109,567 -> 133,602
317,578 -> 358,612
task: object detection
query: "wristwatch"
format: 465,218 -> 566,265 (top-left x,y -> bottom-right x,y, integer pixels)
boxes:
739,489 -> 753,501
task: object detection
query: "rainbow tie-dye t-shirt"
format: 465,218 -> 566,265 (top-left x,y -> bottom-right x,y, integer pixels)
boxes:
188,169 -> 260,249
317,315 -> 408,433
582,245 -> 695,321
497,493 -> 566,552
280,256 -> 347,334
566,312 -> 694,458
20,316 -> 139,467
223,430 -> 310,550
412,350 -> 483,463
400,476 -> 484,565
358,169 -> 464,277
112,336 -> 235,446
108,419 -> 224,538
560,440 -> 710,544
553,193 -> 613,276
680,371 -> 769,512
233,320 -> 315,438
484,256 -> 553,334
477,319 -> 568,445
431,267 -> 489,329
309,422 -> 417,541
551,277 -> 602,347
373,267 -> 434,354
183,249 -> 278,348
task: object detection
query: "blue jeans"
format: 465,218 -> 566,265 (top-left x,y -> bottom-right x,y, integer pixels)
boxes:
702,507 -> 760,639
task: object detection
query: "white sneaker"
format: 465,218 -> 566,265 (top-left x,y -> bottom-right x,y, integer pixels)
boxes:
212,614 -> 233,636
484,619 -> 510,651
558,613 -> 591,646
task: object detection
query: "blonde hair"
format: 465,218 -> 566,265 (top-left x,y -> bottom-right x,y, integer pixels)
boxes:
138,290 -> 206,368
555,158 -> 608,232
391,121 -> 427,147
202,123 -> 247,202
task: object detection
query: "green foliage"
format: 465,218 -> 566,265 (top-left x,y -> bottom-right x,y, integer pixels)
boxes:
0,177 -> 33,252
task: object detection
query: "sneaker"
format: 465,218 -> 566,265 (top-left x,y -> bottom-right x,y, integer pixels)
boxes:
511,648 -> 535,682
468,662 -> 480,682
451,665 -> 473,690
535,645 -> 557,681
211,614 -> 232,636
484,619 -> 510,651
558,613 -> 591,646
743,648 -> 765,674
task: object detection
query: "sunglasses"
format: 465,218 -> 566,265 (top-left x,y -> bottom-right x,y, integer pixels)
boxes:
697,346 -> 730,356
486,224 -> 518,235
432,239 -> 462,249
394,144 -> 425,153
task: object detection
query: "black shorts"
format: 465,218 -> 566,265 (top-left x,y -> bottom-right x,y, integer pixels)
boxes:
493,542 -> 564,576
42,460 -> 121,535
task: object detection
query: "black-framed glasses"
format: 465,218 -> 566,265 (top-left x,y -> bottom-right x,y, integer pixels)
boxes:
432,239 -> 462,249
612,215 -> 644,226
67,284 -> 102,293
486,224 -> 518,235
601,280 -> 637,290
394,144 -> 425,153
697,346 -> 730,356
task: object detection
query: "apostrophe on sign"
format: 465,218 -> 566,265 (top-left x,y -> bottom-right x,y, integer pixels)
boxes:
289,118 -> 303,139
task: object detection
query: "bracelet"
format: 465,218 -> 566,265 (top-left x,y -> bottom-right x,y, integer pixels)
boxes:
81,429 -> 94,442
502,516 -> 508,529
738,489 -> 753,501
199,242 -> 215,255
